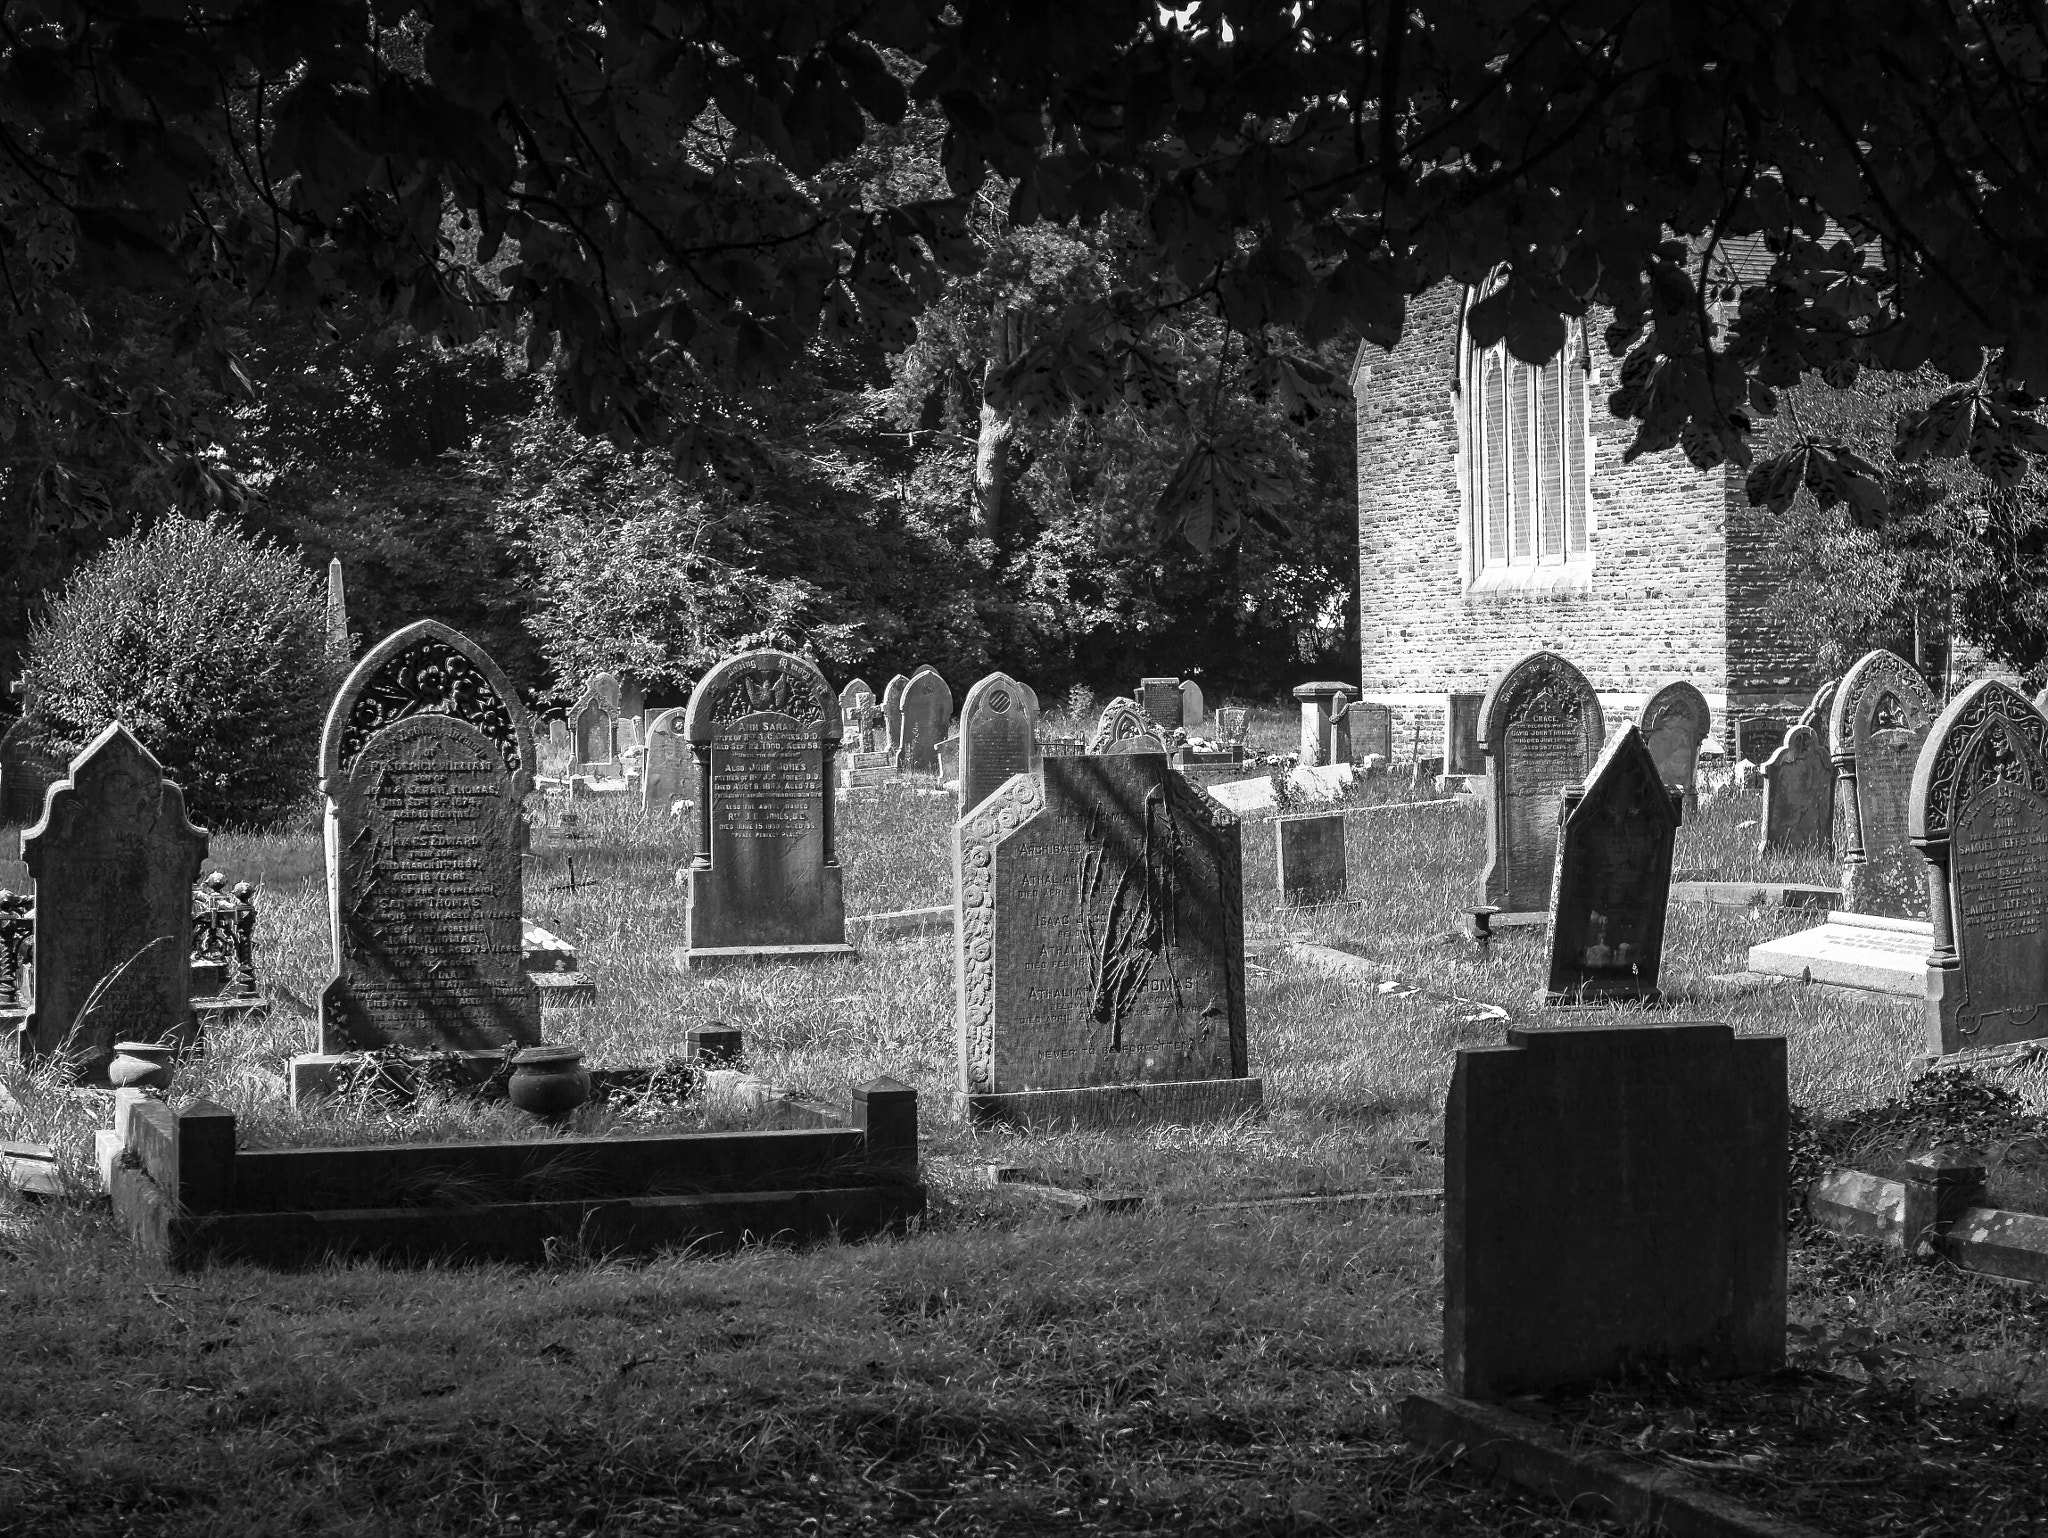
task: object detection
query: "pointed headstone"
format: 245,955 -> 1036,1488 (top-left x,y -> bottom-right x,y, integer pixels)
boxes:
1478,651 -> 1606,916
1544,726 -> 1681,1004
1639,679 -> 1711,816
1087,697 -> 1148,753
1760,725 -> 1833,853
568,688 -> 616,776
958,672 -> 1041,814
1830,649 -> 1935,917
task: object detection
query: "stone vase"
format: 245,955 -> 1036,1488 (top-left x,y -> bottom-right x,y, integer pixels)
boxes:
507,1046 -> 591,1118
107,1041 -> 177,1093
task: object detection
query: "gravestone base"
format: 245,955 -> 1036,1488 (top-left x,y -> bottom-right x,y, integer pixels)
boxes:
676,942 -> 858,971
531,971 -> 597,1004
290,1049 -> 513,1108
960,1076 -> 1263,1131
1745,911 -> 1933,997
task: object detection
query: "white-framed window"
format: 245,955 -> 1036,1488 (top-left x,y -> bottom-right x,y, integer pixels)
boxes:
1461,298 -> 1593,586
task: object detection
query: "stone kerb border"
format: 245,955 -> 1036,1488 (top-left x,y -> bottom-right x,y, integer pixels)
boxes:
954,771 -> 1046,1093
321,620 -> 534,796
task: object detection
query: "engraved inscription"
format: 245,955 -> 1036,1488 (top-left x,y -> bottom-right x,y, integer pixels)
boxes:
1856,729 -> 1926,918
1503,715 -> 1586,909
712,720 -> 820,839
1951,785 -> 2048,1047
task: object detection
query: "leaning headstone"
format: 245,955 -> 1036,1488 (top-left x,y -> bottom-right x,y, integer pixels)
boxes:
1348,701 -> 1394,764
681,649 -> 855,967
1733,715 -> 1786,767
1478,652 -> 1606,918
1759,725 -> 1833,853
1441,1021 -> 1786,1398
1179,679 -> 1205,729
1544,727 -> 1680,1005
20,724 -> 208,1078
959,672 -> 1041,814
1293,681 -> 1350,766
1088,697 -> 1149,752
1278,813 -> 1347,906
1912,680 -> 2048,1057
1638,678 -> 1711,816
1444,692 -> 1486,777
306,622 -> 540,1087
897,666 -> 953,775
955,754 -> 1257,1128
641,706 -> 687,813
1830,649 -> 1936,917
881,673 -> 910,753
1140,676 -> 1183,730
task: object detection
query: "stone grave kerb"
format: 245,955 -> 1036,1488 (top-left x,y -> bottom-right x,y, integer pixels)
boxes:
1545,725 -> 1681,1004
1829,648 -> 1936,916
1638,678 -> 1712,816
1477,651 -> 1606,916
20,722 -> 209,1073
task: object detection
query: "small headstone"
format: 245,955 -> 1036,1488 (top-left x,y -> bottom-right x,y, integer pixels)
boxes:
881,674 -> 910,754
641,707 -> 687,813
897,666 -> 953,775
1217,706 -> 1250,747
959,672 -> 1041,813
682,649 -> 855,966
1278,813 -> 1346,906
1733,715 -> 1787,767
20,724 -> 208,1077
1759,725 -> 1833,853
1638,678 -> 1711,815
1348,702 -> 1393,764
317,622 -> 540,1054
1911,680 -> 2048,1056
1545,727 -> 1680,1004
547,718 -> 570,757
1444,692 -> 1486,777
1179,679 -> 1205,728
1443,1021 -> 1787,1397
1292,681 -> 1350,767
1830,649 -> 1936,917
1478,652 -> 1606,915
1140,676 -> 1183,730
1087,697 -> 1149,752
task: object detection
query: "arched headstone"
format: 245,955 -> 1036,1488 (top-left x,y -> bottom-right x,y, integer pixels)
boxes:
897,666 -> 953,776
568,688 -> 616,774
1179,679 -> 1205,729
881,673 -> 910,754
641,706 -> 687,814
959,672 -> 1042,814
1087,698 -> 1148,753
1639,679 -> 1711,816
1478,652 -> 1605,917
1830,649 -> 1936,917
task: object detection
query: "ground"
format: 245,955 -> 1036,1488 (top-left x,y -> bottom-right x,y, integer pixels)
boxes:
3,704 -> 2047,1536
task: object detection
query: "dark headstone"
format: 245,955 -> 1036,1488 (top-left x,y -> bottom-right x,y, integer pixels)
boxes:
641,706 -> 687,813
1545,727 -> 1680,1004
1638,678 -> 1711,815
959,672 -> 1040,814
19,724 -> 208,1076
1733,715 -> 1786,766
1912,680 -> 2048,1055
682,649 -> 854,965
1444,1021 -> 1787,1397
897,666 -> 953,776
1829,649 -> 1935,918
317,623 -> 539,1053
1760,724 -> 1833,853
1445,692 -> 1486,777
1140,676 -> 1183,729
1478,652 -> 1606,915
1348,702 -> 1394,763
1278,813 -> 1347,906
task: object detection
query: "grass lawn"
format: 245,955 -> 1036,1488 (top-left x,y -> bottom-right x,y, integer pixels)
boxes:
4,702 -> 2048,1535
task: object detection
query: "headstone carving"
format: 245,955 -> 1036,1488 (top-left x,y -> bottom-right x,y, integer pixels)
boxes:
881,673 -> 910,754
1478,652 -> 1606,916
955,755 -> 1256,1126
20,724 -> 208,1077
1830,649 -> 1936,917
641,706 -> 687,813
1278,813 -> 1347,906
1760,725 -> 1833,853
316,621 -> 539,1055
897,666 -> 953,775
1445,692 -> 1486,776
682,649 -> 855,966
959,672 -> 1041,814
1140,677 -> 1183,730
1349,702 -> 1394,764
1545,727 -> 1680,1004
1638,679 -> 1711,816
1087,698 -> 1149,753
1179,679 -> 1205,729
1911,680 -> 2048,1056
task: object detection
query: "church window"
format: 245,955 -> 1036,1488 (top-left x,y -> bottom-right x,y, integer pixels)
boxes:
1463,310 -> 1593,582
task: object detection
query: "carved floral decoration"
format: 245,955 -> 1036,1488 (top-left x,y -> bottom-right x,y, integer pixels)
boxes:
341,640 -> 520,775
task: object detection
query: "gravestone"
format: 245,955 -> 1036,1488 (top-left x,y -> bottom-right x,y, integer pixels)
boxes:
1100,731 -> 1167,755
1217,706 -> 1250,747
615,715 -> 643,753
1545,727 -> 1680,1004
1293,681 -> 1350,766
1798,677 -> 1840,733
1088,697 -> 1149,752
616,677 -> 647,723
959,672 -> 1042,814
682,649 -> 855,966
326,557 -> 350,660
1140,676 -> 1183,729
839,678 -> 873,719
1760,725 -> 1833,853
1830,649 -> 1936,917
19,724 -> 208,1078
1179,679 -> 1205,729
1278,813 -> 1347,906
955,754 -> 1257,1127
1348,702 -> 1394,764
641,707 -> 687,813
897,666 -> 953,775
1912,680 -> 2048,1056
589,671 -> 623,716
1638,678 -> 1711,816
1444,692 -> 1486,777
309,622 -> 540,1076
568,689 -> 616,775
881,673 -> 910,754
1478,652 -> 1606,917
1442,1021 -> 1787,1398
936,735 -> 960,782
1733,715 -> 1786,766
546,718 -> 570,758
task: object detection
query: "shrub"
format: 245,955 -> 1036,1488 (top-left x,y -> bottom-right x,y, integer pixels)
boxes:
22,517 -> 338,830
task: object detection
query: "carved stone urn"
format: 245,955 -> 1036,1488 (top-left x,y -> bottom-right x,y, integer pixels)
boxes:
107,1041 -> 177,1093
507,1046 -> 591,1118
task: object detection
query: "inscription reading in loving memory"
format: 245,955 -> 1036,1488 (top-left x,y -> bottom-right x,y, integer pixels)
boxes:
1504,714 -> 1586,907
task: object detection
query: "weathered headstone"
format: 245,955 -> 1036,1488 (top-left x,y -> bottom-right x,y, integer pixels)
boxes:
546,717 -> 570,758
310,622 -> 540,1075
641,706 -> 687,813
1088,697 -> 1149,752
1638,678 -> 1711,816
589,671 -> 623,716
1140,676 -> 1183,730
1217,706 -> 1250,747
1478,652 -> 1606,917
1760,725 -> 1833,854
1293,681 -> 1350,766
1179,679 -> 1205,729
1797,677 -> 1840,733
1733,715 -> 1786,766
1278,813 -> 1347,906
325,557 -> 350,660
614,715 -> 643,754
1912,680 -> 2048,1056
897,667 -> 953,775
682,649 -> 855,966
1348,701 -> 1394,764
568,689 -> 616,776
839,678 -> 873,718
936,735 -> 960,782
1830,649 -> 1936,917
19,724 -> 208,1077
1442,1021 -> 1786,1397
881,673 -> 910,754
1444,692 -> 1486,777
1545,727 -> 1680,1004
955,754 -> 1257,1127
959,672 -> 1041,814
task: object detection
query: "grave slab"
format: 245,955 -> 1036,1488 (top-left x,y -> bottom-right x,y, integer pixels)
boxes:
1745,910 -> 1933,995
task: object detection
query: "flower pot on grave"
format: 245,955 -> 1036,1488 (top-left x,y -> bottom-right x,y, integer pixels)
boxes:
108,1041 -> 177,1093
507,1046 -> 592,1118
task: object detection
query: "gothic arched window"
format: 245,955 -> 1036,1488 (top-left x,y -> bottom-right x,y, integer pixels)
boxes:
1463,305 -> 1593,581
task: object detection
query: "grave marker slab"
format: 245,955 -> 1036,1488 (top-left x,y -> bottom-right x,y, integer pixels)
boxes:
1760,724 -> 1833,853
1348,702 -> 1394,764
1638,679 -> 1711,816
881,673 -> 909,754
897,666 -> 953,776
1445,692 -> 1486,777
1277,813 -> 1347,905
1545,727 -> 1679,1004
1478,652 -> 1606,917
1444,1021 -> 1786,1397
955,755 -> 1257,1128
959,672 -> 1041,814
641,707 -> 687,813
1912,680 -> 2048,1056
1179,679 -> 1205,728
1140,676 -> 1183,730
19,724 -> 208,1077
682,649 -> 855,966
1830,649 -> 1936,917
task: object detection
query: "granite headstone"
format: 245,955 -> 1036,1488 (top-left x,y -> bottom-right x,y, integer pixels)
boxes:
1278,813 -> 1347,906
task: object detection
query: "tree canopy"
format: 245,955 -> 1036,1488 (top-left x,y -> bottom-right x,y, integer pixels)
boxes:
6,0 -> 2048,559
